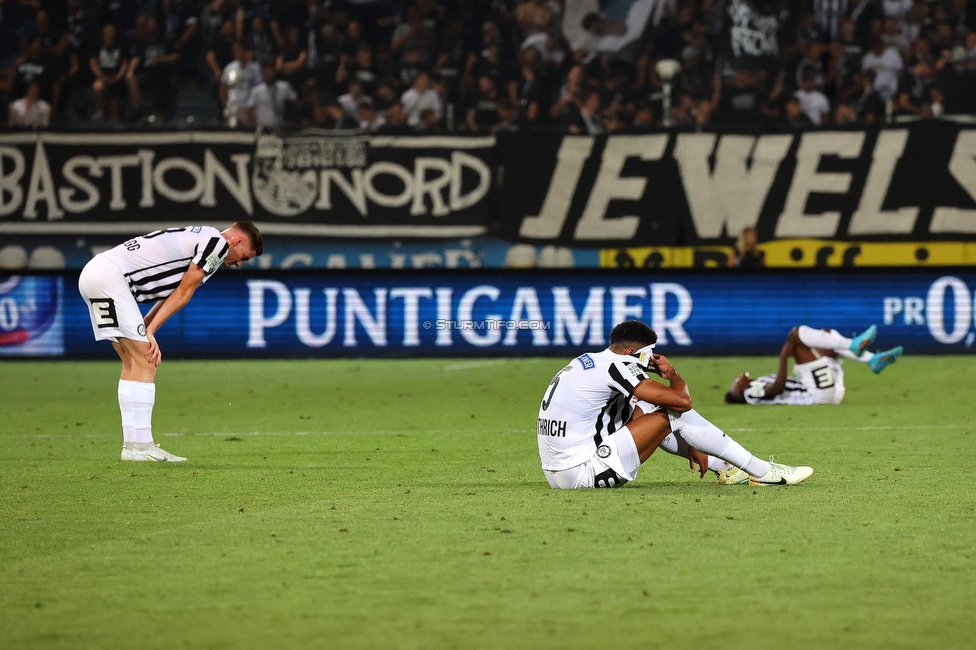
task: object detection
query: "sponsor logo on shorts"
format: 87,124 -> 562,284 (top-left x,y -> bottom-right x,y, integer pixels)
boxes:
576,354 -> 595,370
137,324 -> 147,336
597,445 -> 611,458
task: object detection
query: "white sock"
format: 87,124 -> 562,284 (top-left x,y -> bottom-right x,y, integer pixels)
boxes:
118,380 -> 136,443
797,326 -> 851,352
658,433 -> 731,472
669,409 -> 771,477
128,381 -> 156,444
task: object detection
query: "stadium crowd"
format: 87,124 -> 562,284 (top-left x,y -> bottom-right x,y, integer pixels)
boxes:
1,0 -> 975,131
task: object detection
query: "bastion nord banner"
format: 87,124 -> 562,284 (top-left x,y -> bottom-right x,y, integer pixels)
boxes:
0,132 -> 493,239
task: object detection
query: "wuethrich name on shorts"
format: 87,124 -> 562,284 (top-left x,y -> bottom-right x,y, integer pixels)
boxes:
538,418 -> 567,437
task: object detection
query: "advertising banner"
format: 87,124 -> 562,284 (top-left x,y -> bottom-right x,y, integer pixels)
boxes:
0,275 -> 63,356
16,269 -> 976,359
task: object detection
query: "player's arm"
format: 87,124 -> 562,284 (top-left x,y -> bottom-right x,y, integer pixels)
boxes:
762,329 -> 798,398
142,263 -> 207,365
632,354 -> 692,412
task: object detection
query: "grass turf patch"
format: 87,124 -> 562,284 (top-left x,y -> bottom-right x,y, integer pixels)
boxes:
1,356 -> 974,649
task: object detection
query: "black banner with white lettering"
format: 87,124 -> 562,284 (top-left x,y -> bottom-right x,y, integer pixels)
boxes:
496,121 -> 976,246
3,123 -> 976,247
0,132 -> 493,239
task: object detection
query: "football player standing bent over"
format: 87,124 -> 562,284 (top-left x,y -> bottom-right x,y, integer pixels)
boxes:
78,223 -> 262,461
537,320 -> 813,488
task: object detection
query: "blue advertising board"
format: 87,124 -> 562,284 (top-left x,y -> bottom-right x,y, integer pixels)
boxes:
5,271 -> 976,358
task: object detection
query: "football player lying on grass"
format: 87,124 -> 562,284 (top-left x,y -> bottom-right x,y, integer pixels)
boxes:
724,325 -> 902,406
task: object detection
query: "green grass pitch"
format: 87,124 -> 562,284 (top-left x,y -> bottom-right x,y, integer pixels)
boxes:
1,355 -> 974,649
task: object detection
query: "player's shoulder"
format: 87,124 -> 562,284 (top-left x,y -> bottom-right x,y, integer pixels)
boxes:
185,225 -> 222,238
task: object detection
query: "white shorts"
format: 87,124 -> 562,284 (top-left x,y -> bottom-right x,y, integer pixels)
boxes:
78,256 -> 149,343
543,427 -> 641,489
793,358 -> 846,405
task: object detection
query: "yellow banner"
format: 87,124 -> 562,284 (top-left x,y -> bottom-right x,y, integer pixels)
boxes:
600,240 -> 976,268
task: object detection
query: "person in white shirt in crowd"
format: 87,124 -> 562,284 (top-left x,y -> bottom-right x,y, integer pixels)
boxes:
861,37 -> 904,101
400,71 -> 442,129
795,72 -> 832,125
8,81 -> 51,128
245,61 -> 299,129
338,78 -> 365,123
220,41 -> 262,125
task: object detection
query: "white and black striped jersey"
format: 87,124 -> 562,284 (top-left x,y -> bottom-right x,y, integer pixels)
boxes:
743,375 -> 815,406
745,357 -> 846,405
100,226 -> 228,304
537,348 -> 651,471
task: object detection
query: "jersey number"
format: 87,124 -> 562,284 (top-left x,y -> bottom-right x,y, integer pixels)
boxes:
541,365 -> 572,411
812,366 -> 835,389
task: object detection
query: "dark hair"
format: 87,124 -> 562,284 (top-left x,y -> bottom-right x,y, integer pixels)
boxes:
609,320 -> 657,347
582,12 -> 600,30
232,221 -> 263,255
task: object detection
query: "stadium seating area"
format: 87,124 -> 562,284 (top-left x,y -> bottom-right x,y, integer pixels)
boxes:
1,0 -> 975,131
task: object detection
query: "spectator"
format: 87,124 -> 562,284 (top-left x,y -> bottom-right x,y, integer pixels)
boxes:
727,227 -> 765,268
847,0 -> 883,45
275,24 -> 308,91
128,17 -> 179,121
880,16 -> 911,55
935,43 -> 976,114
861,38 -> 904,100
561,89 -> 603,134
551,63 -> 585,121
206,20 -> 236,84
338,78 -> 365,122
9,81 -> 51,128
161,0 -> 202,84
855,71 -> 888,123
244,61 -> 299,129
783,95 -> 816,127
895,61 -> 935,116
400,70 -> 441,129
269,0 -> 308,52
377,100 -> 413,134
90,23 -> 128,122
795,72 -> 832,125
245,16 -> 274,66
220,40 -> 261,125
337,42 -> 383,95
516,61 -> 548,127
356,96 -> 385,132
714,69 -> 765,123
35,9 -> 74,116
882,0 -> 914,23
466,75 -> 501,133
10,36 -> 52,107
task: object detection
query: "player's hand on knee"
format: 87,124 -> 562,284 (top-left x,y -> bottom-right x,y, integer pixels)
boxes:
688,446 -> 708,478
145,333 -> 161,367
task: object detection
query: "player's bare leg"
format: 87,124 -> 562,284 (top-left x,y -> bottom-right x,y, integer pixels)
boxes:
626,408 -> 676,462
111,338 -> 185,462
796,325 -> 902,373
